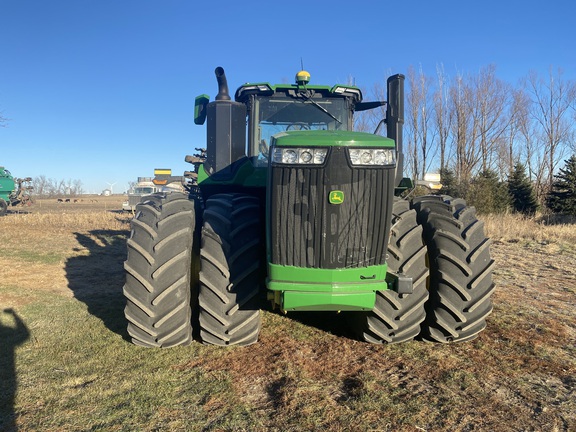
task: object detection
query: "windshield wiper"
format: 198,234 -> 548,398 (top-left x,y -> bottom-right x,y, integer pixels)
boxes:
299,93 -> 342,124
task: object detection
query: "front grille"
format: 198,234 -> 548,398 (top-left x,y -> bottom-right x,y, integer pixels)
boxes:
269,147 -> 395,269
128,195 -> 145,207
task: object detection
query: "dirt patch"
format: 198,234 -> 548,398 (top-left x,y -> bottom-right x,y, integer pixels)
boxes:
0,258 -> 71,302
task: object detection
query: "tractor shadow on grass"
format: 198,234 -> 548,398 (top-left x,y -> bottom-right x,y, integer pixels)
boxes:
65,224 -> 130,340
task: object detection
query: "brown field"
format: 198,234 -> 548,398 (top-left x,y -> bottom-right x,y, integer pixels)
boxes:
0,199 -> 575,431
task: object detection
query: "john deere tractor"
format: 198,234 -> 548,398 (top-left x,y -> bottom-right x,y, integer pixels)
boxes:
123,67 -> 495,347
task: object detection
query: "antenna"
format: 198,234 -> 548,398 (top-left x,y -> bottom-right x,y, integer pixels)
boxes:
300,58 -> 304,70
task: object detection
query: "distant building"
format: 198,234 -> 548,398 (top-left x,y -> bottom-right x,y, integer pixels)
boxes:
102,189 -> 112,196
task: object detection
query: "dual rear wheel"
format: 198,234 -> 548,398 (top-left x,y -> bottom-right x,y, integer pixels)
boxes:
352,196 -> 495,344
412,195 -> 496,343
124,192 -> 262,348
123,193 -> 495,347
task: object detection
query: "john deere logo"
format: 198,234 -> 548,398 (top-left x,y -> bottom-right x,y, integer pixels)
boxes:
329,190 -> 344,204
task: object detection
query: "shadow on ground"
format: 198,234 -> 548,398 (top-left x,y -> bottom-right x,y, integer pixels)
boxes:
62,215 -> 361,344
5,208 -> 32,215
0,309 -> 30,432
65,222 -> 130,340
281,310 -> 358,340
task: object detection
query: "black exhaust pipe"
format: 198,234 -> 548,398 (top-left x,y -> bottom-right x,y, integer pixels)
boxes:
386,74 -> 405,187
204,66 -> 246,176
214,66 -> 231,101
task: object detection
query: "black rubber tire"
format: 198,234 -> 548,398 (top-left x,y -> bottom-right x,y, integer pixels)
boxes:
349,199 -> 429,344
123,192 -> 196,347
198,193 -> 263,346
412,195 -> 496,343
0,199 -> 7,216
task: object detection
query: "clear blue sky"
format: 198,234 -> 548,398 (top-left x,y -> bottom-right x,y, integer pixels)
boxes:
1,0 -> 575,194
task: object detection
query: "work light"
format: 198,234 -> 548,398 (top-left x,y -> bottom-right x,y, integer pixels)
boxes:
348,148 -> 396,166
272,147 -> 328,165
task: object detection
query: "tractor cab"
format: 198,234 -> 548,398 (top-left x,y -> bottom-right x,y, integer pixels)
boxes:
234,71 -> 362,166
192,68 -> 394,191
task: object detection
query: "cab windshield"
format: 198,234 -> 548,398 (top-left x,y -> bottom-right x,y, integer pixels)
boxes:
134,187 -> 155,194
249,95 -> 350,164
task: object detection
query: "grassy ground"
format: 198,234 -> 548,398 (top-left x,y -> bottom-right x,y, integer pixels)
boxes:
0,200 -> 575,431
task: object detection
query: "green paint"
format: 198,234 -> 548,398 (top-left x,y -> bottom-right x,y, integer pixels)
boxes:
272,130 -> 395,148
282,291 -> 375,311
0,166 -> 15,203
267,264 -> 388,311
197,158 -> 267,187
194,94 -> 209,125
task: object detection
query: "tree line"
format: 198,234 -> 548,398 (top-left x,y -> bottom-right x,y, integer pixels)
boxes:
33,175 -> 84,197
356,64 -> 576,215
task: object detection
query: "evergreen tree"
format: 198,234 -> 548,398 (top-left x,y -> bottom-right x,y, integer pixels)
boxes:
546,155 -> 576,215
508,163 -> 538,215
439,167 -> 467,198
467,170 -> 511,214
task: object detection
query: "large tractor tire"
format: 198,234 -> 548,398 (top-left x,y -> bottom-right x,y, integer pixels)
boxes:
349,199 -> 429,344
198,193 -> 263,346
412,195 -> 495,343
123,192 -> 196,348
0,199 -> 7,216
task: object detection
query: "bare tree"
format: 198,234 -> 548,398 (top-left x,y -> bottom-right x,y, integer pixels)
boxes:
32,176 -> 84,197
525,67 -> 576,192
445,66 -> 513,181
506,87 -> 548,201
504,88 -> 531,175
71,179 -> 84,196
406,65 -> 435,180
33,175 -> 48,197
472,65 -> 511,173
406,66 -> 420,179
433,64 -> 452,172
449,72 -> 478,181
357,63 -> 575,201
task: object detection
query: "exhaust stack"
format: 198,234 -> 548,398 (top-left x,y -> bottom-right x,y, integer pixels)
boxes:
386,74 -> 405,187
205,67 -> 246,176
214,66 -> 231,101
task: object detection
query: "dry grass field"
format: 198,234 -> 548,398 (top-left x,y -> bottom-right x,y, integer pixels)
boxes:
0,197 -> 575,431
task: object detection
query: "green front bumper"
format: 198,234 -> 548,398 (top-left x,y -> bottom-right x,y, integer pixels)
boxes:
267,263 -> 388,311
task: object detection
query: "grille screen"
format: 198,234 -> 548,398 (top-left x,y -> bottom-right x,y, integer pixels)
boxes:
269,147 -> 395,269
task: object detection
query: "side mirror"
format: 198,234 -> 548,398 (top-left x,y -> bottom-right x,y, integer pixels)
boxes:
194,94 -> 210,125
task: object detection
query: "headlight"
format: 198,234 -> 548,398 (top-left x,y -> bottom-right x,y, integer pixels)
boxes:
272,147 -> 328,165
348,148 -> 395,166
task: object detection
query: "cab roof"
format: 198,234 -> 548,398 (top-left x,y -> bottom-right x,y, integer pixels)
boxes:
234,82 -> 363,104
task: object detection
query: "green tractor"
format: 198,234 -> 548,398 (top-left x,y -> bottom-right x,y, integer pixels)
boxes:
123,67 -> 495,347
0,167 -> 33,216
